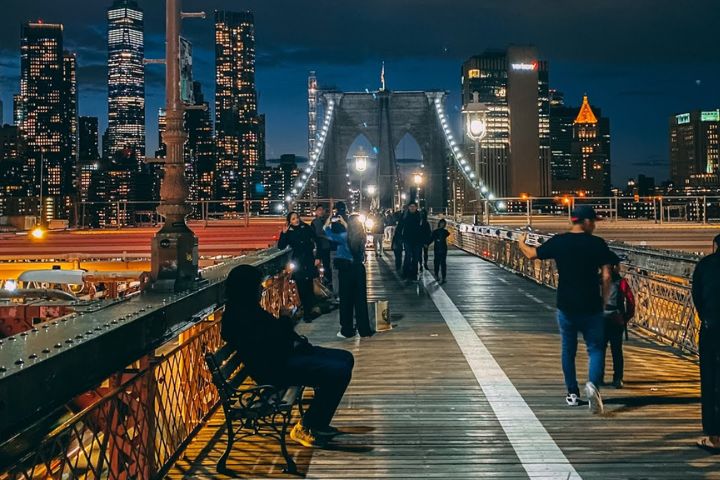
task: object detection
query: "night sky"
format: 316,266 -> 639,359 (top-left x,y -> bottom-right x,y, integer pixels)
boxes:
1,0 -> 719,185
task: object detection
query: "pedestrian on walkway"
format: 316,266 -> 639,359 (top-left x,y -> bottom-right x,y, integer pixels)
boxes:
311,205 -> 333,288
601,252 -> 635,389
419,210 -> 432,271
384,210 -> 396,242
518,206 -> 614,414
431,219 -> 450,283
221,264 -> 355,448
692,233 -> 720,453
370,210 -> 385,258
391,209 -> 405,272
324,213 -> 373,339
399,202 -> 424,281
278,212 -> 321,323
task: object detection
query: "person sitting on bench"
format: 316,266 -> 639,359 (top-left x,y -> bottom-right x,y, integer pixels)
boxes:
220,264 -> 355,448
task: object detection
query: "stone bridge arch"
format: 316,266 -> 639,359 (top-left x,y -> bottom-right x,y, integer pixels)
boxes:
321,90 -> 448,211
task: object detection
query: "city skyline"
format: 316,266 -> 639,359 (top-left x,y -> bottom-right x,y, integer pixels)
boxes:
0,1 -> 719,185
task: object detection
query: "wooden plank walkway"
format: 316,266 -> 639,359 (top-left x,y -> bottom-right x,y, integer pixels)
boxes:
167,249 -> 720,479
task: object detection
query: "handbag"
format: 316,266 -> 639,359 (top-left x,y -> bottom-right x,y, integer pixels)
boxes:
313,278 -> 333,300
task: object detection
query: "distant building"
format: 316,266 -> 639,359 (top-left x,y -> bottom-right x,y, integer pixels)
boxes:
461,46 -> 550,197
156,82 -> 215,202
0,125 -> 26,215
669,109 -> 720,186
549,90 -> 576,182
551,95 -> 611,196
78,116 -> 99,164
17,21 -> 77,219
106,0 -> 145,163
215,10 -> 260,205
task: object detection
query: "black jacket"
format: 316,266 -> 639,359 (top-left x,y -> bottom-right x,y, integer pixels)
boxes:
278,222 -> 316,280
310,217 -> 331,251
692,252 -> 720,330
221,306 -> 305,385
399,211 -> 424,245
432,228 -> 450,253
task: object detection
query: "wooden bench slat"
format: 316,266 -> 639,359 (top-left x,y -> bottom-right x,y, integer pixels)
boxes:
212,343 -> 236,365
219,350 -> 244,381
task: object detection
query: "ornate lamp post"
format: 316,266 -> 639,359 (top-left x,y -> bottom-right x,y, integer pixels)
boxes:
354,148 -> 368,211
150,0 -> 204,292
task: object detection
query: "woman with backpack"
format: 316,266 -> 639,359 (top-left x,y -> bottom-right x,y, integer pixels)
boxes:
324,213 -> 373,339
602,252 -> 636,388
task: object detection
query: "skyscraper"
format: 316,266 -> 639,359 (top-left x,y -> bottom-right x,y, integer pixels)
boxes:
461,46 -> 550,197
549,90 -> 576,182
669,109 -> 720,186
215,10 -> 259,205
18,21 -> 77,216
550,94 -> 610,195
106,0 -> 145,163
78,116 -> 99,164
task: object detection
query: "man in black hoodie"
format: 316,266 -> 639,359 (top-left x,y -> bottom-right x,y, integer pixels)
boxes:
693,233 -> 720,453
399,202 -> 424,280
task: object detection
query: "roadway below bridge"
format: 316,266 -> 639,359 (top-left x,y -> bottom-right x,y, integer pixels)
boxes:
487,217 -> 720,254
0,219 -> 286,280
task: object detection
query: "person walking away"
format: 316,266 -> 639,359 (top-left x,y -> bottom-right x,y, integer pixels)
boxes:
391,209 -> 405,272
399,202 -> 423,281
601,252 -> 635,389
221,264 -> 355,447
311,205 -> 333,288
384,210 -> 396,242
431,219 -> 450,283
419,210 -> 432,271
518,206 -> 613,414
692,233 -> 720,453
370,211 -> 385,257
324,213 -> 373,339
278,212 -> 321,323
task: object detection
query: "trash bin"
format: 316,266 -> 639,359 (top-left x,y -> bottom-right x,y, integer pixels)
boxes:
373,299 -> 392,332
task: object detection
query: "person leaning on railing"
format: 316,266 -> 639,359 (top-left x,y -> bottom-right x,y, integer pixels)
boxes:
221,264 -> 355,448
692,233 -> 720,453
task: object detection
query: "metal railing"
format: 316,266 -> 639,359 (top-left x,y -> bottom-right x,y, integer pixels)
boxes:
446,222 -> 702,355
0,249 -> 299,479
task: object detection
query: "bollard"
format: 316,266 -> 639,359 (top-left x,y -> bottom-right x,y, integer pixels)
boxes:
373,299 -> 392,332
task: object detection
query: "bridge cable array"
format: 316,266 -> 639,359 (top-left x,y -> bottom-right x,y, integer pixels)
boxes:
286,99 -> 337,205
432,96 -> 496,203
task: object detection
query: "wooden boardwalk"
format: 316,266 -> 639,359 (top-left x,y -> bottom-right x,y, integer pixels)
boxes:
167,249 -> 720,479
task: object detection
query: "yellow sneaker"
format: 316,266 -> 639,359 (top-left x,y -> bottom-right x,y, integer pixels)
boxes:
289,422 -> 323,448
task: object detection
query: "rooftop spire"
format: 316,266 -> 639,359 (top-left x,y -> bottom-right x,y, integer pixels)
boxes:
574,94 -> 598,124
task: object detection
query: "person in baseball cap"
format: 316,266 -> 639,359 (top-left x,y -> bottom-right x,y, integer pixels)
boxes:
571,205 -> 598,229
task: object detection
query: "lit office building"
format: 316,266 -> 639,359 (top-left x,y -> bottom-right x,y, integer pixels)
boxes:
551,95 -> 611,195
461,46 -> 550,197
215,10 -> 260,205
106,0 -> 145,163
18,21 -> 77,219
78,117 -> 99,202
670,109 -> 720,186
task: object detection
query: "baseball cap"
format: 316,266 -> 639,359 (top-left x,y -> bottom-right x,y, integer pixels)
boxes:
570,205 -> 597,223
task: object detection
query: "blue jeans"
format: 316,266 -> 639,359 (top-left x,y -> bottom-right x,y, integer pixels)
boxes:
557,310 -> 605,394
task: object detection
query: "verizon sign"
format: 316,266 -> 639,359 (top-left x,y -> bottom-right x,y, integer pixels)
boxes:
511,62 -> 537,71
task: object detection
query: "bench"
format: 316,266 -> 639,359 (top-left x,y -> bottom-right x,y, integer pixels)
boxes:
205,343 -> 305,474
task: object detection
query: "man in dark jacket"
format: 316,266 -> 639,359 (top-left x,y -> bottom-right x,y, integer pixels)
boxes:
692,234 -> 720,453
311,205 -> 333,287
399,202 -> 424,280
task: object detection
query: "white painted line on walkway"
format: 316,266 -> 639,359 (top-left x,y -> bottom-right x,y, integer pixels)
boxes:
421,271 -> 582,480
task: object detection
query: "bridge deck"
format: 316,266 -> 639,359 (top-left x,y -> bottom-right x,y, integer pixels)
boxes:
168,249 -> 719,479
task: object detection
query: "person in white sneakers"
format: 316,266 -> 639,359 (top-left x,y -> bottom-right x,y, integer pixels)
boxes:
519,206 -> 614,414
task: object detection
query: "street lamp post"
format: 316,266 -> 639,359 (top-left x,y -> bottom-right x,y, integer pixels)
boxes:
150,0 -> 204,292
367,184 -> 377,210
463,92 -> 488,218
413,173 -> 423,206
354,148 -> 368,211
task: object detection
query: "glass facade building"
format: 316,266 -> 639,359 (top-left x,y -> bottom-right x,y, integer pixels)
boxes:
215,10 -> 260,205
106,0 -> 145,163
